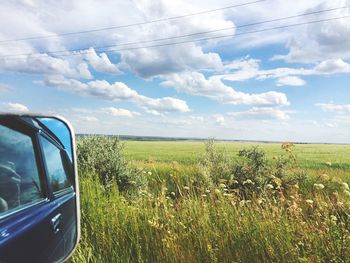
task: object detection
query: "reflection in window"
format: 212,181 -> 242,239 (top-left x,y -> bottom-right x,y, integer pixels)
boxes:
41,137 -> 72,193
0,124 -> 43,216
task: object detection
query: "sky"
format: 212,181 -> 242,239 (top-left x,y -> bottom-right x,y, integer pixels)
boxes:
0,0 -> 350,143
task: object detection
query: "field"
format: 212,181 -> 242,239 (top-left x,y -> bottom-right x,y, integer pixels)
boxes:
72,138 -> 350,263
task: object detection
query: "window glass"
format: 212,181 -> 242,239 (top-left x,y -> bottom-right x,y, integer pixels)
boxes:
0,124 -> 43,216
40,136 -> 72,193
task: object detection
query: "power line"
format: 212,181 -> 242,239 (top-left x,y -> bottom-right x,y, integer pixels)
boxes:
0,0 -> 266,44
1,15 -> 349,60
1,5 -> 349,59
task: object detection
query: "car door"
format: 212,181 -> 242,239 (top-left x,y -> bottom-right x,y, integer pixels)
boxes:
0,119 -> 66,263
38,133 -> 77,260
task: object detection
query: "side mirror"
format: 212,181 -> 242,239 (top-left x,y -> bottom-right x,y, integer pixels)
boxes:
0,114 -> 80,263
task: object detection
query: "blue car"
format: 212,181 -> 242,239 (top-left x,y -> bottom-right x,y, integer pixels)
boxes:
0,114 -> 80,263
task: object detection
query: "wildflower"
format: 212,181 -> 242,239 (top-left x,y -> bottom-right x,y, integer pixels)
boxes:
214,189 -> 221,194
325,162 -> 332,166
243,179 -> 254,185
183,186 -> 190,190
147,171 -> 152,175
305,199 -> 314,205
344,190 -> 350,197
342,182 -> 349,190
266,184 -> 274,190
219,183 -> 226,188
314,183 -> 325,190
258,198 -> 265,205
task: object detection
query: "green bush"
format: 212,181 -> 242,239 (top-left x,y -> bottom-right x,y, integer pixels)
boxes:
76,136 -> 145,192
202,140 -> 306,199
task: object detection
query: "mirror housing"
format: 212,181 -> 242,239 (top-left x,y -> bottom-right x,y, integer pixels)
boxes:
0,114 -> 80,263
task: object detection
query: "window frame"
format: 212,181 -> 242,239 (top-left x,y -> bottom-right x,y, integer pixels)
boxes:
38,131 -> 74,198
0,118 -> 49,220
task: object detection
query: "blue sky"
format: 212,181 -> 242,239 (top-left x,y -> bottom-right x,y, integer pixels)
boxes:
0,0 -> 350,143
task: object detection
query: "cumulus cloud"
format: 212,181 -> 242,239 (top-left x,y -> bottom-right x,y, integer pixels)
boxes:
102,107 -> 136,117
316,103 -> 350,114
219,58 -> 350,87
271,0 -> 350,63
1,102 -> 29,112
276,76 -> 306,86
227,107 -> 290,120
83,48 -> 122,75
213,114 -> 225,125
121,44 -> 223,79
42,75 -> 190,113
0,0 -> 235,79
313,59 -> 350,74
0,55 -> 92,79
162,71 -> 290,107
76,116 -> 98,122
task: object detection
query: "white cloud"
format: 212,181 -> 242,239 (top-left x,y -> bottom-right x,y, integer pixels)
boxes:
76,116 -> 98,122
271,0 -> 350,63
0,0 -> 235,79
42,76 -> 190,113
313,59 -> 350,74
0,55 -> 92,79
276,76 -> 306,86
83,48 -> 122,75
213,114 -> 225,125
227,107 -> 290,120
102,107 -> 135,117
219,58 -> 350,86
1,102 -> 29,112
316,103 -> 350,114
121,44 -> 223,79
162,71 -> 290,107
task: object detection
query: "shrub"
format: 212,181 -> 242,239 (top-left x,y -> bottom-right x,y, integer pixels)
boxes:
201,140 -> 306,199
76,136 -> 145,192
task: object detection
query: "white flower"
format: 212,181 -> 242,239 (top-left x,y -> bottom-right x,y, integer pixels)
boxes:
314,183 -> 325,190
342,182 -> 349,190
243,179 -> 254,185
266,184 -> 274,190
305,199 -> 314,205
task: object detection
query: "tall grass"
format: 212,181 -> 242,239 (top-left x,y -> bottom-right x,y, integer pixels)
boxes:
72,137 -> 350,262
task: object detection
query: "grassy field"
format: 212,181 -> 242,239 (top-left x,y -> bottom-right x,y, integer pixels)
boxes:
125,141 -> 350,179
72,138 -> 350,263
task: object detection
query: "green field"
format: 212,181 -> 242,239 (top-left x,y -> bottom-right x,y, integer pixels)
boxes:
125,141 -> 350,178
73,138 -> 350,263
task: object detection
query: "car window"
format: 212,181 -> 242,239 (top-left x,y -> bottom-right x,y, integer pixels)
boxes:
40,136 -> 72,193
0,124 -> 44,216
